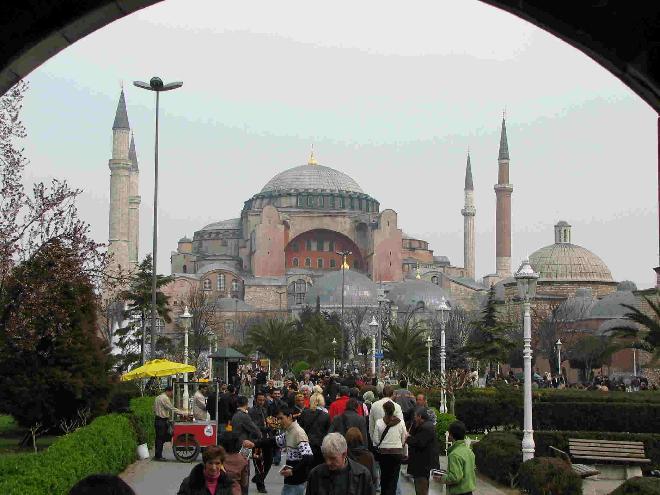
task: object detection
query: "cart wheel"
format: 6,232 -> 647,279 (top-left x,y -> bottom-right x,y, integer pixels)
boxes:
172,433 -> 200,462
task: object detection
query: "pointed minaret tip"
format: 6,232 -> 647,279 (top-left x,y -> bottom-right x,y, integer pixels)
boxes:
464,151 -> 474,190
498,115 -> 509,161
113,89 -> 130,130
129,133 -> 138,170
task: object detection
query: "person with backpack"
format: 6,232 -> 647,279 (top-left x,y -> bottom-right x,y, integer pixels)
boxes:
372,401 -> 407,495
329,398 -> 368,448
298,394 -> 330,469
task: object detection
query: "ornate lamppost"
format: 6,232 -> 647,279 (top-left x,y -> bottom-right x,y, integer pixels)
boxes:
331,338 -> 338,375
133,76 -> 182,359
180,306 -> 192,411
555,339 -> 562,377
515,259 -> 539,462
425,334 -> 433,373
438,295 -> 450,413
369,316 -> 378,377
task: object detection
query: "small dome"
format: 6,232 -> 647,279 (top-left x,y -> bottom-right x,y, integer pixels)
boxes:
304,270 -> 378,307
555,288 -> 596,321
529,243 -> 613,282
261,164 -> 364,194
590,288 -> 636,319
387,279 -> 452,311
201,218 -> 241,231
178,236 -> 192,243
617,280 -> 637,292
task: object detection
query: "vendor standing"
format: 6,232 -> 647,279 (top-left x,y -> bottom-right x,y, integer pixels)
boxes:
153,385 -> 189,461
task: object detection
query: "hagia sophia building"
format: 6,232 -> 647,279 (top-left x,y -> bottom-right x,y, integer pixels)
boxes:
107,91 -> 654,376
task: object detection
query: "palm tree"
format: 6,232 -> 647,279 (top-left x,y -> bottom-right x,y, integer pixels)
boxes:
610,296 -> 660,365
246,319 -> 301,369
297,312 -> 342,368
384,322 -> 427,374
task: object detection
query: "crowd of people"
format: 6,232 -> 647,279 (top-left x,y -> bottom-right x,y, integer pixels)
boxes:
163,368 -> 476,495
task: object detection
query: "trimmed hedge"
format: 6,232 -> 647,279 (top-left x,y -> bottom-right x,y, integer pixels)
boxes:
130,396 -> 156,448
518,457 -> 582,495
516,430 -> 660,473
534,402 -> 660,433
454,397 -> 523,432
428,408 -> 455,452
0,414 -> 136,495
473,431 -> 522,487
608,477 -> 660,495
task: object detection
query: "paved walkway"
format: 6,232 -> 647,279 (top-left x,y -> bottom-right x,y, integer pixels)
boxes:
120,445 -> 510,495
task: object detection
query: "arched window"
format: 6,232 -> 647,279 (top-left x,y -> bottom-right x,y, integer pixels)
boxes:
431,276 -> 439,285
317,258 -> 324,269
182,264 -> 187,273
318,196 -> 324,208
329,196 -> 335,208
203,278 -> 211,291
294,280 -> 307,305
292,257 -> 299,267
292,242 -> 299,252
297,196 -> 304,207
328,240 -> 335,252
304,257 -> 311,267
231,279 -> 239,294
225,319 -> 234,333
306,239 -> 312,251
217,273 -> 226,291
307,196 -> 314,207
330,259 -> 337,268
338,197 -> 345,208
317,238 -> 324,251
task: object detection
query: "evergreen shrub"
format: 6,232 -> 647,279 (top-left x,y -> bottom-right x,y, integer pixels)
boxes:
518,457 -> 582,495
608,477 -> 660,495
130,396 -> 156,447
473,431 -> 522,487
430,408 -> 455,447
292,361 -> 310,377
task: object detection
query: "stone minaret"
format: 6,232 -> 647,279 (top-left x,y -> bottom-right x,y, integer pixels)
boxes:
461,152 -> 476,279
128,133 -> 140,268
494,117 -> 513,278
108,90 -> 131,272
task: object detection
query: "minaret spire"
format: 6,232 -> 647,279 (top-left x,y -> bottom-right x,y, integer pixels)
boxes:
129,133 -> 139,170
113,89 -> 130,130
498,114 -> 509,161
462,151 -> 476,280
494,114 -> 513,278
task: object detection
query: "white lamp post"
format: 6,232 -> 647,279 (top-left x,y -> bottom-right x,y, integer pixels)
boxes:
515,259 -> 539,462
180,306 -> 192,412
332,338 -> 337,375
425,334 -> 433,373
556,339 -> 562,377
438,296 -> 450,413
369,316 -> 378,377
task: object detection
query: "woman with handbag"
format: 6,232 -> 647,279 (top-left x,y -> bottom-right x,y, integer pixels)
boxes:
372,401 -> 407,495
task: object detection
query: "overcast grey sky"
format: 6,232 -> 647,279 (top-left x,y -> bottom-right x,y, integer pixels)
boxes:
20,0 -> 657,287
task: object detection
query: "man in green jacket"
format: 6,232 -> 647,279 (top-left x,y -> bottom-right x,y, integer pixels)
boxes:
433,421 -> 476,495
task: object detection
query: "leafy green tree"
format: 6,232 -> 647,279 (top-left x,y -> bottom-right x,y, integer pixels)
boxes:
0,241 -> 111,431
246,319 -> 300,369
463,286 -> 516,374
384,321 -> 427,374
115,254 -> 172,372
568,335 -> 616,381
296,308 -> 342,368
609,296 -> 660,365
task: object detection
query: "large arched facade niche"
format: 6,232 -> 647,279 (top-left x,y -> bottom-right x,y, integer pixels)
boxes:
285,229 -> 365,272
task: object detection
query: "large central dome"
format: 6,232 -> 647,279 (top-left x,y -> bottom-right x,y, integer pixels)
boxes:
261,164 -> 364,194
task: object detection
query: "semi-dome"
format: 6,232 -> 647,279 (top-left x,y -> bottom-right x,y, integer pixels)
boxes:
261,164 -> 364,194
555,287 -> 596,321
304,270 -> 378,307
387,279 -> 452,311
529,221 -> 613,282
590,282 -> 637,318
201,218 -> 241,231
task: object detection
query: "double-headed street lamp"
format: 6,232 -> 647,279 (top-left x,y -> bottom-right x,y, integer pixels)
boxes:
133,76 -> 182,359
369,316 -> 378,377
438,295 -> 450,413
180,306 -> 192,411
515,258 -> 539,462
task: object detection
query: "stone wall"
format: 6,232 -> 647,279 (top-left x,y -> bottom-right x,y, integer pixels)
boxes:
244,285 -> 287,310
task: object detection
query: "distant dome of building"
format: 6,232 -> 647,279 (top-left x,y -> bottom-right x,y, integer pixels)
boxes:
261,164 -> 364,194
387,279 -> 452,311
178,235 -> 192,243
555,287 -> 596,321
201,218 -> 241,231
590,282 -> 637,318
529,221 -> 613,282
304,270 -> 378,307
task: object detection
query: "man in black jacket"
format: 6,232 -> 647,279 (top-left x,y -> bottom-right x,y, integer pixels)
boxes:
328,399 -> 368,448
405,407 -> 439,495
306,432 -> 374,495
298,400 -> 330,468
249,392 -> 273,493
231,396 -> 262,445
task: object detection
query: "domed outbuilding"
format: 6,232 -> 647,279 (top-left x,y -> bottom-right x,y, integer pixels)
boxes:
386,279 -> 452,312
304,269 -> 379,309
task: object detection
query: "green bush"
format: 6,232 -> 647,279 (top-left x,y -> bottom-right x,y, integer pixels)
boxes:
536,390 -> 660,404
454,397 -> 523,432
292,361 -> 310,377
0,414 -> 136,495
431,409 -> 456,450
518,457 -> 582,495
608,477 -> 660,495
107,381 -> 142,413
534,402 -> 660,433
473,431 -> 522,487
130,396 -> 156,448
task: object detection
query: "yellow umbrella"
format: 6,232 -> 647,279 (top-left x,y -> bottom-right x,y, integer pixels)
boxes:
120,359 -> 196,381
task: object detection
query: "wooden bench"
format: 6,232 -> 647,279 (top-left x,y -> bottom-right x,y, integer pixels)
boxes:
550,439 -> 650,479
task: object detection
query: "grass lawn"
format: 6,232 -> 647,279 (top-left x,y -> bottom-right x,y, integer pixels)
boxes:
0,414 -> 58,456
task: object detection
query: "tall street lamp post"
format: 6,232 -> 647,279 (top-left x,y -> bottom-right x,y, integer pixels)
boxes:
438,295 -> 450,413
332,338 -> 337,375
133,76 -> 182,359
336,249 -> 352,359
425,334 -> 433,373
556,339 -> 562,376
180,306 -> 192,411
515,258 -> 539,462
369,316 -> 378,378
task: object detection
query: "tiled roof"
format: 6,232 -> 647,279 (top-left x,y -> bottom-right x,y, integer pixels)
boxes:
260,164 -> 364,194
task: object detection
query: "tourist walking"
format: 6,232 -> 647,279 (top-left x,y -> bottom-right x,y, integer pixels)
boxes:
177,445 -> 234,495
249,392 -> 274,493
305,433 -> 374,495
406,408 -> 439,495
346,427 -> 376,482
219,433 -> 249,495
329,398 -> 368,447
432,421 -> 476,495
372,401 -> 407,495
298,395 -> 330,469
231,396 -> 263,445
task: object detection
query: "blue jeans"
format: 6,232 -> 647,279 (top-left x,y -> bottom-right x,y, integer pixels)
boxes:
281,483 -> 305,495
